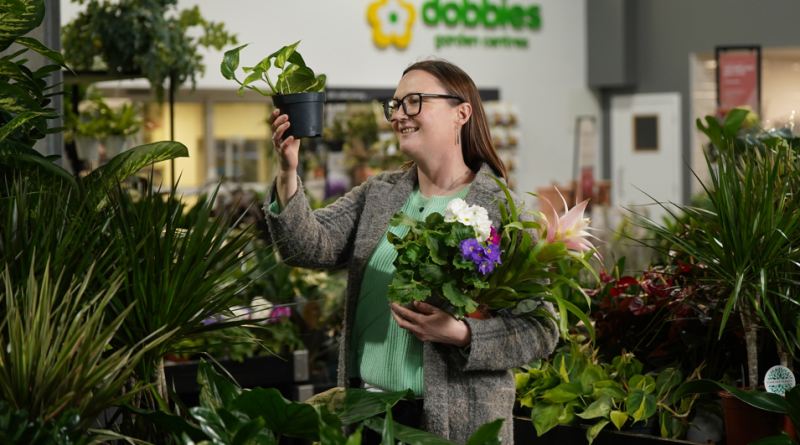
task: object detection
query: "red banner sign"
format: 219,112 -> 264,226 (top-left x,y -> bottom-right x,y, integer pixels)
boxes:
718,50 -> 760,114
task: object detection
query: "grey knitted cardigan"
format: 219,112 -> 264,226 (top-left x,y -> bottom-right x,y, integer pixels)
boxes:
262,163 -> 558,444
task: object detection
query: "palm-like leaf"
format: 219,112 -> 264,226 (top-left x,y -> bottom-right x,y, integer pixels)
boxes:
104,181 -> 270,389
0,261 -> 164,431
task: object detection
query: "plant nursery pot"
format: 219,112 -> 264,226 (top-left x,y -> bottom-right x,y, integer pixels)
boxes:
74,136 -> 100,162
272,92 -> 325,139
719,390 -> 783,445
103,135 -> 128,158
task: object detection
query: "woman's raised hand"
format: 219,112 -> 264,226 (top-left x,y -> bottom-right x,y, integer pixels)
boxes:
269,109 -> 301,173
269,109 -> 300,208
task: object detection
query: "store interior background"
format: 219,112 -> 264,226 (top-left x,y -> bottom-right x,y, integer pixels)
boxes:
53,0 -> 800,269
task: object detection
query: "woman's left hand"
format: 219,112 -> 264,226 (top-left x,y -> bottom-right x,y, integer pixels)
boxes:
390,302 -> 471,347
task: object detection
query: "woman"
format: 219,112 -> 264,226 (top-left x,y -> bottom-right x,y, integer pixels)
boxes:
263,59 -> 558,444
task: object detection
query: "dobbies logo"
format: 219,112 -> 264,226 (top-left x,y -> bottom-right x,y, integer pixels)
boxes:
423,0 -> 541,30
367,0 -> 417,49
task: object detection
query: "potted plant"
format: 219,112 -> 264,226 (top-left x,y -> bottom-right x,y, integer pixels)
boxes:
221,41 -> 327,139
97,101 -> 143,158
628,109 -> 800,445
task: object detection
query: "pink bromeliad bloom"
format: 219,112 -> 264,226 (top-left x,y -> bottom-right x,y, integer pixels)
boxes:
537,188 -> 602,260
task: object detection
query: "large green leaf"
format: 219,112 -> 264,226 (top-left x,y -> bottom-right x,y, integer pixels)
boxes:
0,0 -> 27,15
577,395 -> 613,420
723,108 -> 750,138
785,386 -> 800,432
338,389 -> 414,425
531,402 -> 561,436
655,369 -> 682,398
364,416 -> 457,445
586,420 -> 609,445
541,381 -> 582,404
579,365 -> 608,394
625,389 -> 657,422
0,80 -> 41,113
231,387 -> 321,440
0,138 -> 42,156
0,0 -> 45,52
221,44 -> 248,81
673,379 -> 787,414
0,110 -> 51,142
0,152 -> 75,186
197,359 -> 242,411
15,37 -> 67,68
84,140 -> 188,190
124,405 -> 208,442
465,419 -> 504,445
0,59 -> 42,98
628,375 -> 656,395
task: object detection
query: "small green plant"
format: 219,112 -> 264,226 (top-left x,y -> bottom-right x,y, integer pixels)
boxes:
98,101 -> 143,136
221,41 -> 326,97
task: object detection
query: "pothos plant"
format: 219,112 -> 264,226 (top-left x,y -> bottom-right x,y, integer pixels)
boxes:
221,41 -> 326,97
515,342 -> 702,443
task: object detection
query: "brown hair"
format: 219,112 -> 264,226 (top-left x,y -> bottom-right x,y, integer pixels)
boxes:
399,59 -> 508,181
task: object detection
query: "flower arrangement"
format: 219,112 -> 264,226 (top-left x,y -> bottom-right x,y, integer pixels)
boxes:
387,174 -> 603,340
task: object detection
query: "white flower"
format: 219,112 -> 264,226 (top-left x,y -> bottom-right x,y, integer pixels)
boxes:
475,221 -> 492,242
251,297 -> 273,325
445,198 -> 469,223
468,205 -> 489,222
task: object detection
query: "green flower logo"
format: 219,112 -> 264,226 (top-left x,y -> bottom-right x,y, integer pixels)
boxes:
367,0 -> 416,49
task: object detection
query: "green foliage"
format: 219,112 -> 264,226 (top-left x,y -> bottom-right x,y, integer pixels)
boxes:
0,401 -> 94,445
0,0 -> 68,149
221,41 -> 326,97
515,343 -> 702,443
62,0 -> 238,100
628,108 -> 800,387
97,100 -> 142,136
387,211 -> 484,316
0,261 -> 164,434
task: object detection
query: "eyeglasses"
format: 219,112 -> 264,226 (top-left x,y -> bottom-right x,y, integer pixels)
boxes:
381,93 -> 463,122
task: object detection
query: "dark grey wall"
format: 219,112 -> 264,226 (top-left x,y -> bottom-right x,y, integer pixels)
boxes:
590,0 -> 800,203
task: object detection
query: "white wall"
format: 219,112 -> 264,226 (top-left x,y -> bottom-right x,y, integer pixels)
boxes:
61,0 -> 597,196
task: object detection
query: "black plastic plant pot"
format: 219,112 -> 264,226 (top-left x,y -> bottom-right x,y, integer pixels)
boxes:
272,92 -> 326,139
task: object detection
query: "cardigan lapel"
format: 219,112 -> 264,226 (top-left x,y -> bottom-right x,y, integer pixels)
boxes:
353,167 -> 418,261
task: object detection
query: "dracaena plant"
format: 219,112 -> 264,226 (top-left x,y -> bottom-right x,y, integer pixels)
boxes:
221,41 -> 326,97
0,261 -> 166,435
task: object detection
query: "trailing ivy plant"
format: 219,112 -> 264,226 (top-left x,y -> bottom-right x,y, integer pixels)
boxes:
221,41 -> 327,97
515,342 -> 703,443
62,0 -> 238,100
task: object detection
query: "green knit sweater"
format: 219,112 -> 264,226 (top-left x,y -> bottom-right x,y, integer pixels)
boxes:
349,185 -> 471,395
271,185 -> 471,395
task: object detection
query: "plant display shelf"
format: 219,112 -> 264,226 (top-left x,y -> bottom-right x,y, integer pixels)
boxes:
165,350 -> 311,404
512,418 -> 699,445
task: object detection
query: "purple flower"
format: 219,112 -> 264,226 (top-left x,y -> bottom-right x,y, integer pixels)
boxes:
478,259 -> 496,275
269,306 -> 292,323
460,238 -> 485,263
483,243 -> 503,265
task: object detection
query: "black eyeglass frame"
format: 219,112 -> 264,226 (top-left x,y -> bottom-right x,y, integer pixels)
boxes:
381,93 -> 464,122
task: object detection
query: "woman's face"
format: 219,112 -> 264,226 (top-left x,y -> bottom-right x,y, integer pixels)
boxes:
390,70 -> 462,160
